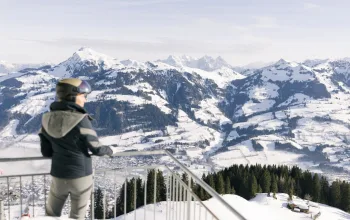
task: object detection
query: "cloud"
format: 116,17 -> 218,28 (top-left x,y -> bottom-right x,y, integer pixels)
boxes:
253,16 -> 279,29
113,0 -> 186,7
304,2 -> 321,10
16,36 -> 268,58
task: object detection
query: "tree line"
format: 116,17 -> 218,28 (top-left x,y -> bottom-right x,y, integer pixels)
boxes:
198,164 -> 350,213
94,164 -> 350,218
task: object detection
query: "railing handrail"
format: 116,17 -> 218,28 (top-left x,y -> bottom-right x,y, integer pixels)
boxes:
164,151 -> 247,220
0,150 -> 166,162
0,150 -> 248,220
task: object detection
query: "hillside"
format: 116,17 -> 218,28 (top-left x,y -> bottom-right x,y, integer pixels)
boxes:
1,48 -> 350,182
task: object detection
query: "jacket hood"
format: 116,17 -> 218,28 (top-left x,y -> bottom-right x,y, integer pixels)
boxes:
42,111 -> 87,138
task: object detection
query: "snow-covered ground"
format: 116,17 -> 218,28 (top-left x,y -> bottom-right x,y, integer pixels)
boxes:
4,193 -> 349,220
112,193 -> 350,220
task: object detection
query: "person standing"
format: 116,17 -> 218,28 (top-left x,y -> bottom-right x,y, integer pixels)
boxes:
39,78 -> 116,219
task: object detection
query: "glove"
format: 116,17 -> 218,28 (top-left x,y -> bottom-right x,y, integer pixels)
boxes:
110,145 -> 119,157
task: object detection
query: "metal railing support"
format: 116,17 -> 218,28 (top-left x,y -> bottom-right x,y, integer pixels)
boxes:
114,171 -> 117,220
134,178 -> 137,220
166,174 -> 169,220
0,200 -> 4,220
153,170 -> 157,220
187,176 -> 192,220
0,150 -> 248,220
124,176 -> 127,220
144,169 -> 147,220
32,175 -> 35,217
164,151 -> 247,220
20,176 -> 23,215
7,177 -> 10,220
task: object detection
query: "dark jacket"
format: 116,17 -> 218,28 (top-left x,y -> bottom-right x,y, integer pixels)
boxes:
39,101 -> 113,179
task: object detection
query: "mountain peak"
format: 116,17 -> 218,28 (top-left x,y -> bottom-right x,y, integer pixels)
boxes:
216,56 -> 226,62
71,47 -> 114,61
201,55 -> 215,61
302,59 -> 329,68
158,54 -> 232,71
55,47 -> 119,76
275,59 -> 289,65
272,59 -> 300,68
77,46 -> 91,52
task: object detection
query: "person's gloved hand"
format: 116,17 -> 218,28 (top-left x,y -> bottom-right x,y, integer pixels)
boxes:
109,145 -> 119,157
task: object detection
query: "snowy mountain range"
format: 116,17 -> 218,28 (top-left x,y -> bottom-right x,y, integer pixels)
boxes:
157,55 -> 232,71
0,60 -> 51,75
1,48 -> 350,182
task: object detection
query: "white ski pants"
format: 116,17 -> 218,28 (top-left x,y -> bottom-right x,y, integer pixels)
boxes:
46,175 -> 93,219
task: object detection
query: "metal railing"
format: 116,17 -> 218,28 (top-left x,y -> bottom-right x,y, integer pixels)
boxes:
0,150 -> 247,220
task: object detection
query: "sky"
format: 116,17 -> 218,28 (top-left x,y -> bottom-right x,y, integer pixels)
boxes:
1,0 -> 350,66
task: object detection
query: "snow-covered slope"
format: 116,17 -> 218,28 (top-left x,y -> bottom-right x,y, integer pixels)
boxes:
214,58 -> 350,181
9,193 -> 349,220
112,193 -> 350,220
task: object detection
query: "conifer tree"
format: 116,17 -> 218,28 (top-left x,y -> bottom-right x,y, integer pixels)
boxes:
182,173 -> 189,185
225,176 -> 232,194
231,185 -> 236,194
295,180 -> 302,197
239,175 -> 249,199
115,183 -> 125,217
303,171 -> 313,197
271,174 -> 278,196
146,169 -> 156,204
248,173 -> 258,199
312,173 -> 321,202
199,186 -> 205,200
330,180 -> 341,208
284,177 -> 291,195
260,170 -> 271,193
136,178 -> 144,208
288,178 -> 294,201
209,174 -> 215,191
157,170 -> 167,201
216,173 -> 225,194
278,176 -> 285,193
341,182 -> 350,212
320,176 -> 329,204
127,178 -> 136,211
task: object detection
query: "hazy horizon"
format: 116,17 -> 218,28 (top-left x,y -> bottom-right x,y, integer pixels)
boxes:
1,0 -> 350,66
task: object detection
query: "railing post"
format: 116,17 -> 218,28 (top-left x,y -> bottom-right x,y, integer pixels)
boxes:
187,176 -> 192,220
103,189 -> 106,220
32,175 -> 35,217
172,174 -> 175,220
0,200 -> 4,220
176,179 -> 179,220
124,176 -> 127,220
103,172 -> 106,220
154,170 -> 157,220
166,173 -> 170,220
7,177 -> 10,220
144,169 -> 147,220
114,171 -> 117,220
91,171 -> 95,220
20,176 -> 23,215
